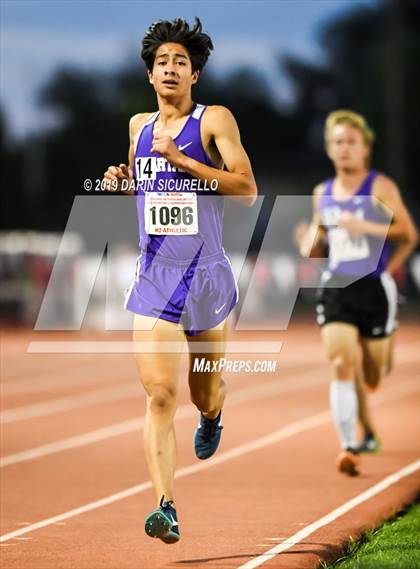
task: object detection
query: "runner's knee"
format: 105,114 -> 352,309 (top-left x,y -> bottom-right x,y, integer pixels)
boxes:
191,389 -> 220,414
146,382 -> 176,413
329,351 -> 356,379
363,363 -> 382,388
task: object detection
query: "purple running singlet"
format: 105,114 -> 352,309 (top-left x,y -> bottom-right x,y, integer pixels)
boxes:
316,170 -> 398,338
319,170 -> 391,278
124,103 -> 238,335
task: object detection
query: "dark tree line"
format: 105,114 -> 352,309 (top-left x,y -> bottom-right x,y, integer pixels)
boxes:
1,0 -> 419,231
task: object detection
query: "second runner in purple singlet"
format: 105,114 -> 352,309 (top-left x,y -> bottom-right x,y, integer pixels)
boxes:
295,110 -> 418,477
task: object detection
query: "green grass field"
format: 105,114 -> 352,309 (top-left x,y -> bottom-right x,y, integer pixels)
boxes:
321,502 -> 420,569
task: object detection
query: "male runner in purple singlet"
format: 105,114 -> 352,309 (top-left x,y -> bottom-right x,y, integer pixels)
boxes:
295,110 -> 417,476
104,18 -> 257,542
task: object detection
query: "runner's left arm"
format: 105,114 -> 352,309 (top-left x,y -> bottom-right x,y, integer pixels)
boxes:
338,175 -> 418,243
103,113 -> 148,195
338,175 -> 418,275
378,178 -> 419,274
377,177 -> 418,274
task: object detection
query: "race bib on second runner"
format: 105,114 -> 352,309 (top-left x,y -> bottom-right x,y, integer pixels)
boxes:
144,192 -> 198,235
328,227 -> 370,268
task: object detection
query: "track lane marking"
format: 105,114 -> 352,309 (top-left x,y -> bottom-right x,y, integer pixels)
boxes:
1,364 -> 417,467
0,369 -> 326,467
2,354 -> 417,467
238,459 -> 420,568
2,345 -> 416,405
0,383 -> 139,424
0,377 -> 417,543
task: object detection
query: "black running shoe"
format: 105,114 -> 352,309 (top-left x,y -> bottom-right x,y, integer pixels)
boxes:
194,411 -> 223,460
354,432 -> 381,454
144,496 -> 180,544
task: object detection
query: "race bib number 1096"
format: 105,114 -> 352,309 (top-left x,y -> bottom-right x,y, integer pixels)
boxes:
144,192 -> 198,235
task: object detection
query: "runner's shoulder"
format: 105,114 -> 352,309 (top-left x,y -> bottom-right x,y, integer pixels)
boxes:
204,105 -> 233,116
313,182 -> 327,197
372,172 -> 400,200
202,105 -> 236,125
129,113 -> 154,140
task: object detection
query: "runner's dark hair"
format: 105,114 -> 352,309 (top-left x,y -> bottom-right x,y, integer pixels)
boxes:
141,17 -> 213,72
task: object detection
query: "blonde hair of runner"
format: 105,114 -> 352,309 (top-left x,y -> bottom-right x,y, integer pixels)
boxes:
325,110 -> 375,147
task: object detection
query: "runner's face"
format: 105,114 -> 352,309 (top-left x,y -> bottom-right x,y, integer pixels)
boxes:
148,43 -> 199,97
327,124 -> 370,171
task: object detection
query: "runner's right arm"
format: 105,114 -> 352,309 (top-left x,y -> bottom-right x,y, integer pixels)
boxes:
103,114 -> 150,194
295,184 -> 327,258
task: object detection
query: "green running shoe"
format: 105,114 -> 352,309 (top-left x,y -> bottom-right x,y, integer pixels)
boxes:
144,496 -> 180,544
194,411 -> 223,460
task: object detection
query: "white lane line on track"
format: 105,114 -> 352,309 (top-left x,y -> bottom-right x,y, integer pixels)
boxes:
238,459 -> 420,568
2,350 -> 416,424
1,358 -> 194,398
4,341 -> 417,392
2,364 -> 418,468
0,369 -> 326,467
0,378 -> 417,543
1,372 -> 133,398
0,383 -> 140,424
1,359 -> 283,423
3,341 -> 416,399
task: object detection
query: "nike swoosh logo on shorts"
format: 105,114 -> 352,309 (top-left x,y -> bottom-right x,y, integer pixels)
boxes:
215,303 -> 226,315
178,142 -> 192,152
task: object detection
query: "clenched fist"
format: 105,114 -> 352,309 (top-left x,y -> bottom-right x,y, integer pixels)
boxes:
103,163 -> 132,192
150,123 -> 184,168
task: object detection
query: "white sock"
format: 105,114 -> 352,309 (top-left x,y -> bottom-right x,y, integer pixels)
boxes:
329,380 -> 358,450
